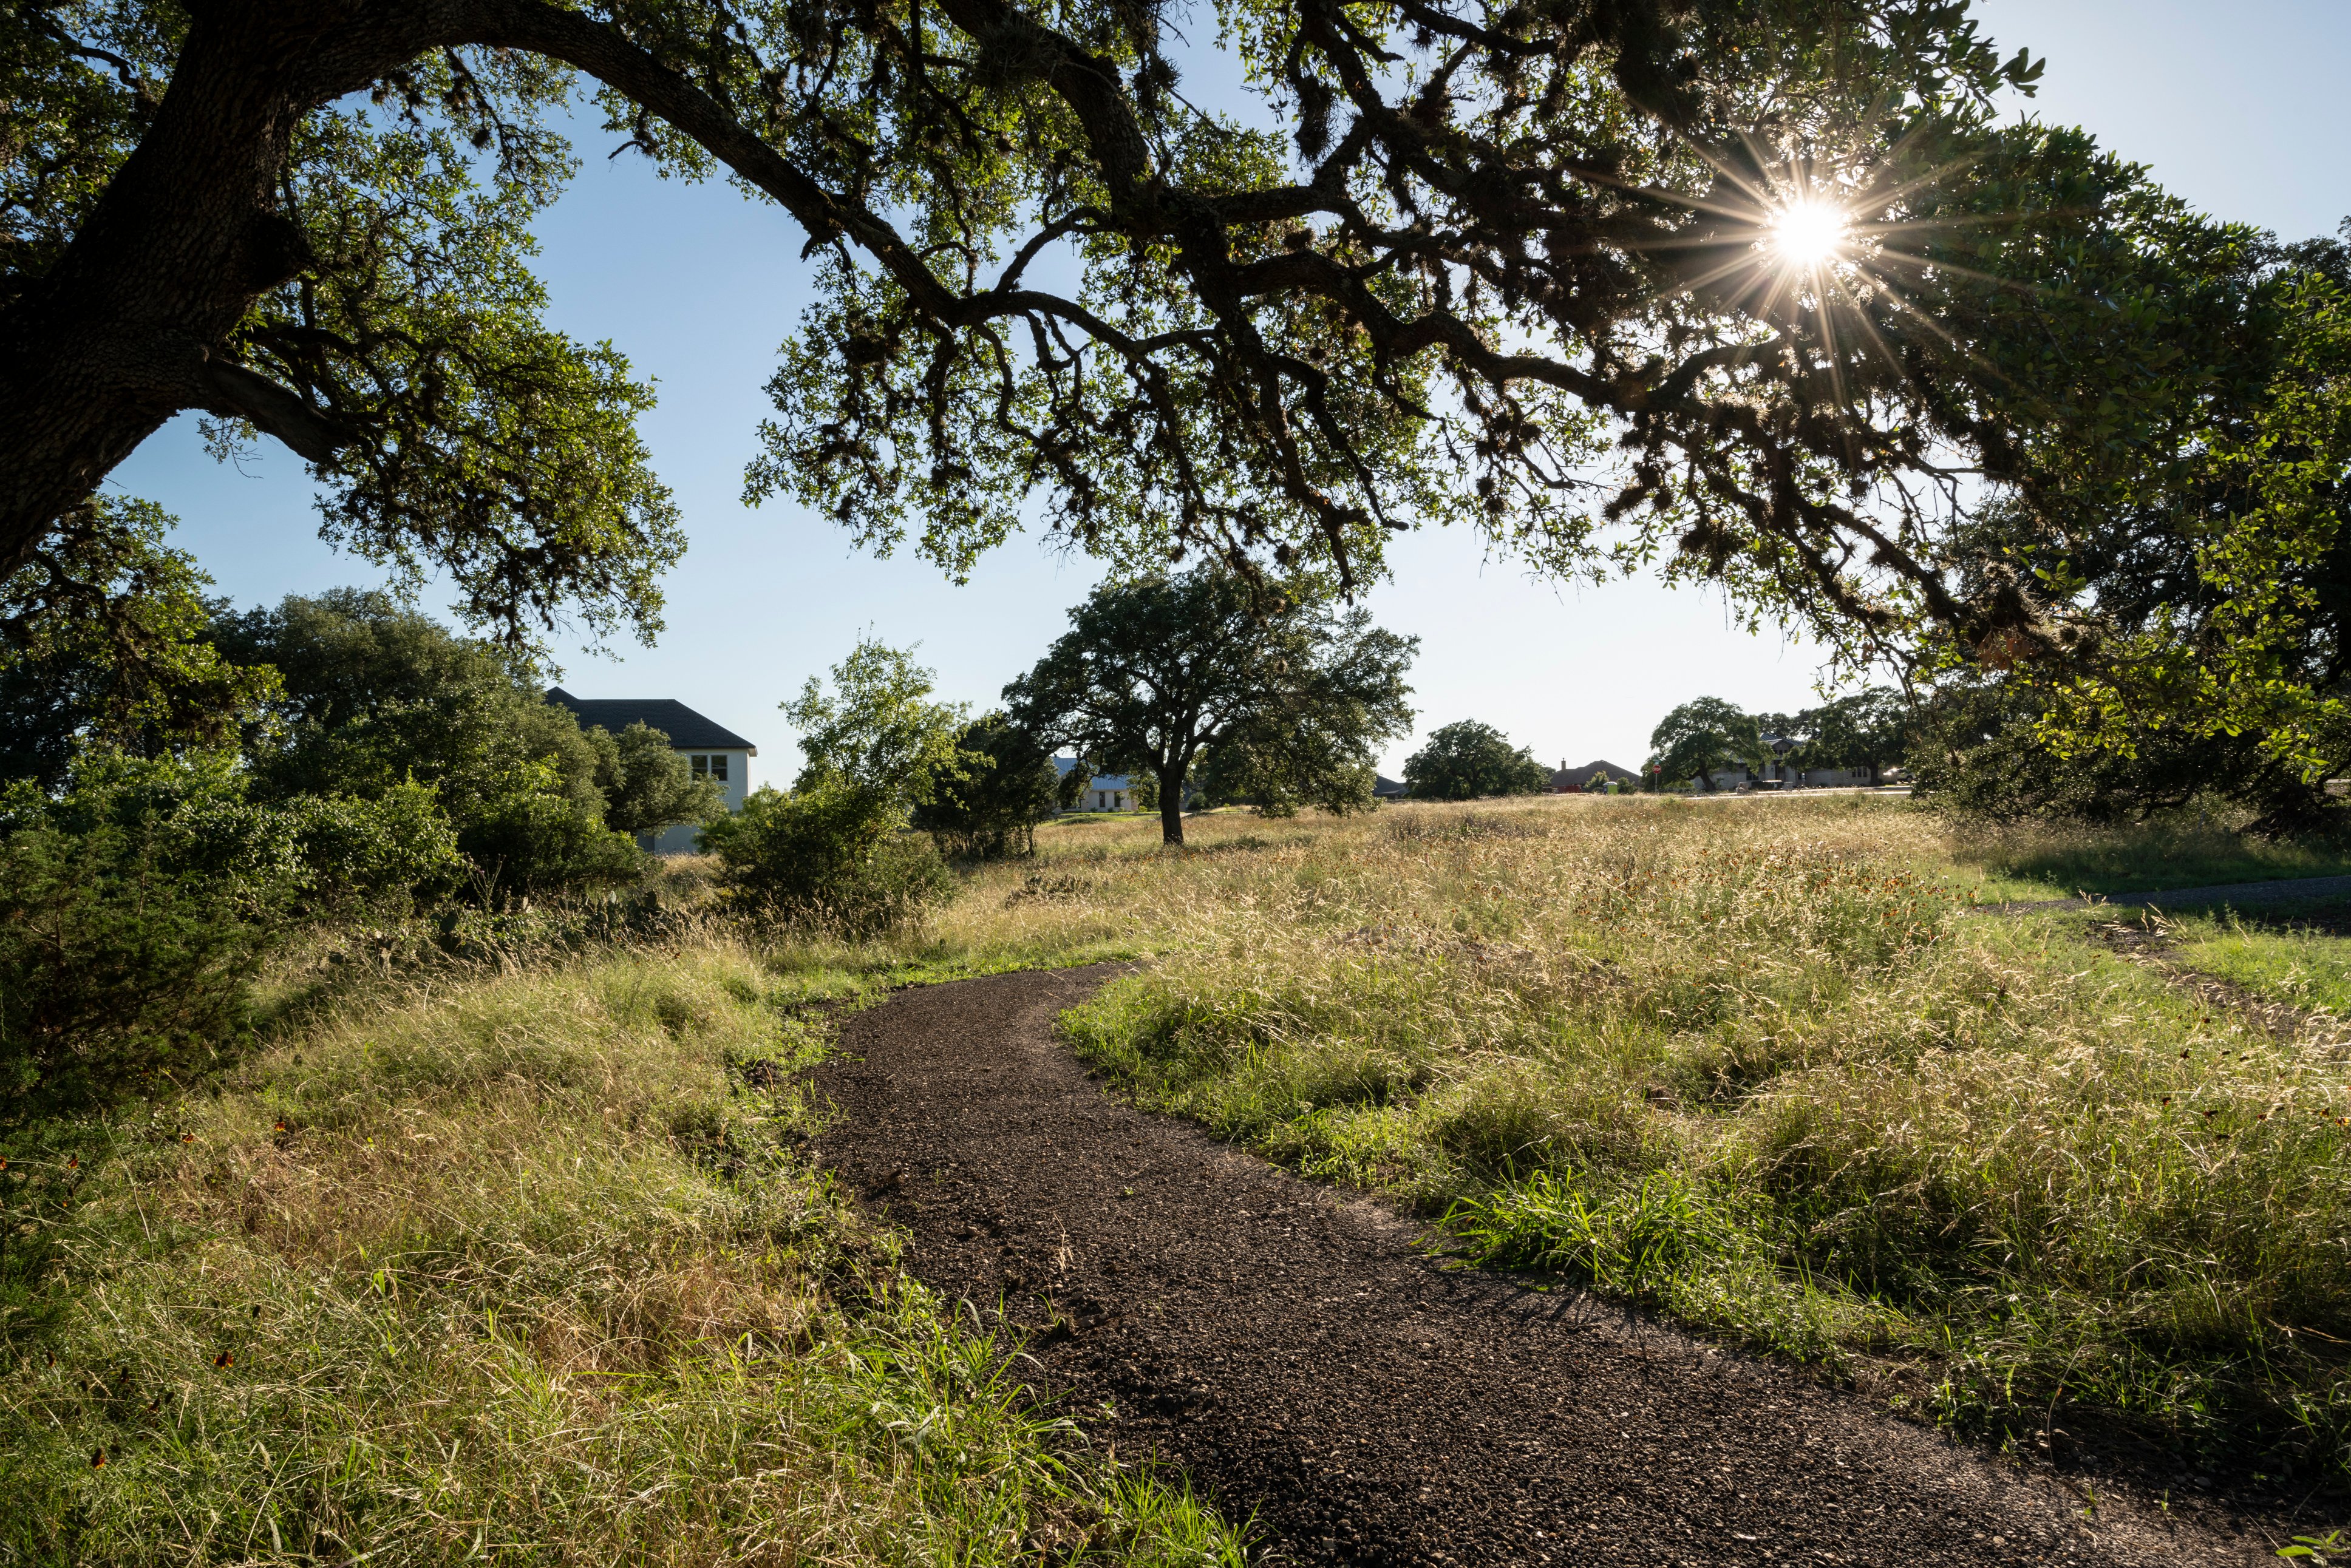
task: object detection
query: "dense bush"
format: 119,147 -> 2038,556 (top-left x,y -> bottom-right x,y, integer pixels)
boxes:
214,591 -> 645,899
704,641 -> 967,932
0,806 -> 259,1125
703,784 -> 956,934
912,714 -> 1066,859
458,764 -> 647,901
0,755 -> 460,1124
1906,674 -> 2339,833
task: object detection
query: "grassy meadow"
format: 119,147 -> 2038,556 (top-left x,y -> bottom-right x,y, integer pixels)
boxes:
0,938 -> 1246,1566
11,790 -> 2351,1564
1004,796 -> 2351,1476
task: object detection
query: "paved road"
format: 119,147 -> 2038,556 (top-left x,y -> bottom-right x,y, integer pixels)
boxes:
1984,873 -> 2351,915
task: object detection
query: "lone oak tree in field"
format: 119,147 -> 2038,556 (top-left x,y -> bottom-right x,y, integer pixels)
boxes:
1004,569 -> 1414,844
1647,694 -> 1763,790
1401,719 -> 1547,799
12,0 -> 2243,661
1792,687 -> 1909,785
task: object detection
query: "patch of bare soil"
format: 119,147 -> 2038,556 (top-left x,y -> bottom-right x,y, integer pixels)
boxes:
810,967 -> 2300,1567
2089,917 -> 2349,1044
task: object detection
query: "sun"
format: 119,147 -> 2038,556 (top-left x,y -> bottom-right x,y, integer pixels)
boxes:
1769,200 -> 1850,268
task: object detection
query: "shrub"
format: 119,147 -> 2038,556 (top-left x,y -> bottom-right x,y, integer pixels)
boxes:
273,781 -> 464,912
706,640 -> 967,934
1907,673 -> 2339,833
701,783 -> 954,935
0,763 -> 272,1124
458,764 -> 643,904
0,755 -> 469,1123
913,714 -> 1064,860
216,590 -> 653,898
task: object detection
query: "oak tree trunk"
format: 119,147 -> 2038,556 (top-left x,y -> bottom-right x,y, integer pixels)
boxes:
1158,759 -> 1186,846
0,4 -> 438,571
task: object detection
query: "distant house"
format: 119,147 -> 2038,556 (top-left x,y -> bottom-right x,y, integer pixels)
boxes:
1052,756 -> 1138,812
1551,759 -> 1638,793
546,688 -> 757,853
1680,739 -> 1882,792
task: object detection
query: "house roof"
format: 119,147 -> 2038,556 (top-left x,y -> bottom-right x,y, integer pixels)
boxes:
545,688 -> 758,754
1053,757 -> 1132,791
1552,759 -> 1637,789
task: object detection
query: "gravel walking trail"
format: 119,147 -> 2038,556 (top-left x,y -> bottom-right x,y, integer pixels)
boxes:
810,966 -> 2289,1567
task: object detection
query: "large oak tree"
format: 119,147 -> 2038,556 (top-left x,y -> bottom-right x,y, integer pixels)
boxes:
1005,568 -> 1414,844
10,0 -> 2315,676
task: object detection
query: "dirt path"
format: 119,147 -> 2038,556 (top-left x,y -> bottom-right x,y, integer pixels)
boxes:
809,967 -> 2284,1567
2084,917 -> 2347,1044
1981,872 -> 2351,915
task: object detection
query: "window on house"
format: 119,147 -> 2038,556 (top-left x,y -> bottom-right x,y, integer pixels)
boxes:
690,755 -> 709,778
709,753 -> 728,782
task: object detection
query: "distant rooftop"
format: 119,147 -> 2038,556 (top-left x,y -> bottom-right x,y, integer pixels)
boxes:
545,689 -> 757,755
1552,759 -> 1636,789
1054,756 -> 1132,791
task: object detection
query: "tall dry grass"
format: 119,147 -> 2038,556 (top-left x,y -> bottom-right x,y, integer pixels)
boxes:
2,938 -> 1245,1566
1007,796 -> 2351,1473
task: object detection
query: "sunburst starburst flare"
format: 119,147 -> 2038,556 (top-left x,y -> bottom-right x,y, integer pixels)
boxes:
1770,200 -> 1851,268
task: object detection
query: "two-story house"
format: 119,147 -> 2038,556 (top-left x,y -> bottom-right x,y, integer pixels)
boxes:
546,689 -> 757,853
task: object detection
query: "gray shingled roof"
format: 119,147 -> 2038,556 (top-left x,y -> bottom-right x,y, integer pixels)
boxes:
1552,759 -> 1636,789
546,688 -> 757,754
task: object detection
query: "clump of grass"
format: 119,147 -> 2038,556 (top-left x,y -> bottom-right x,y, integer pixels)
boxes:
1,939 -> 1247,1566
2159,902 -> 2351,1017
1040,795 -> 2351,1475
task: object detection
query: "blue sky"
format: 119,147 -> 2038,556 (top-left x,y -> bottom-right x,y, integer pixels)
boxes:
108,1 -> 2351,782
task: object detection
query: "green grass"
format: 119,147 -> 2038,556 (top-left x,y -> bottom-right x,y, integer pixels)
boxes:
0,939 -> 1248,1566
2155,900 -> 2351,1014
16,795 -> 2351,1555
1027,796 -> 2351,1477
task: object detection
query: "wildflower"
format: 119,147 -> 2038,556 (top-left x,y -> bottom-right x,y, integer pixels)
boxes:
90,1448 -> 104,1469
213,1351 -> 233,1369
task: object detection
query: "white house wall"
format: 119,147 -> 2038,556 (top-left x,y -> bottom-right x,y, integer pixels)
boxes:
648,748 -> 752,854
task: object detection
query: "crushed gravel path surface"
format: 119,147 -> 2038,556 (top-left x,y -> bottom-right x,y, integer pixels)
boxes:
1981,873 -> 2351,915
810,966 -> 2285,1567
